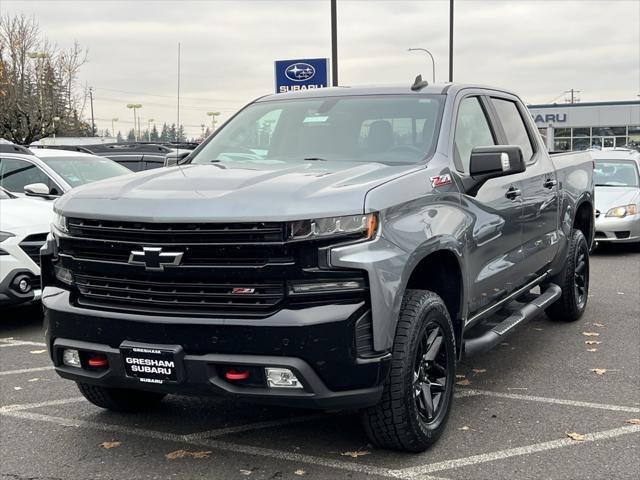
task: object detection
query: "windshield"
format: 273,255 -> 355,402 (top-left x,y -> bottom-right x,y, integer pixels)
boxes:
594,159 -> 639,187
40,155 -> 132,187
191,94 -> 445,165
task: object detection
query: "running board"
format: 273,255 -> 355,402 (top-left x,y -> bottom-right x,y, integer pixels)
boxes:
463,283 -> 562,358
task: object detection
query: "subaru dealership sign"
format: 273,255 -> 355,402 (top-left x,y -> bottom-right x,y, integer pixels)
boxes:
274,58 -> 329,93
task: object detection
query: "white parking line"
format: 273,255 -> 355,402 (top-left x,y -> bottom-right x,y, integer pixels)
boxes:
466,389 -> 640,413
391,424 -> 640,478
0,366 -> 54,376
0,397 -> 85,413
0,409 -> 449,480
0,340 -> 46,348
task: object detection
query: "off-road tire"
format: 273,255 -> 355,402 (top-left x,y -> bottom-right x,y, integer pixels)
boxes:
545,229 -> 590,322
361,290 -> 456,452
77,382 -> 166,412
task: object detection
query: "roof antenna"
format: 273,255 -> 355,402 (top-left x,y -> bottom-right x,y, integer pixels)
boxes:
411,74 -> 429,91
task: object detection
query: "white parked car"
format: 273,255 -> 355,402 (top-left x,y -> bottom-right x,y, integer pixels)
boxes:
0,144 -> 132,199
592,148 -> 640,244
0,187 -> 53,306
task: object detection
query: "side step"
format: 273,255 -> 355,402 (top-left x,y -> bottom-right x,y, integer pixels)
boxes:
463,283 -> 562,358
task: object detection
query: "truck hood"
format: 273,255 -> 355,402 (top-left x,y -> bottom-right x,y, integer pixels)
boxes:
595,186 -> 639,212
55,161 -> 419,221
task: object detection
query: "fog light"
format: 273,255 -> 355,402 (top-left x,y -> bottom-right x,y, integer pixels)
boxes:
18,278 -> 31,293
54,265 -> 74,285
265,368 -> 303,389
288,280 -> 365,295
62,348 -> 81,367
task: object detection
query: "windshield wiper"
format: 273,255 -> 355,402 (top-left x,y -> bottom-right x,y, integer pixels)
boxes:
304,157 -> 327,161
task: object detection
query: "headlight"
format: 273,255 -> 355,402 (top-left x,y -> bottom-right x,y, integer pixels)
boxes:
288,213 -> 378,241
605,205 -> 638,218
52,211 -> 68,232
0,231 -> 15,243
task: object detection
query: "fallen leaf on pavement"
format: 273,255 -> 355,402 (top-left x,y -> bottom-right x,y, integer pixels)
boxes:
239,469 -> 253,476
456,378 -> 471,386
593,323 -> 605,327
458,425 -> 471,431
13,386 -> 22,391
590,368 -> 607,375
625,419 -> 640,425
617,292 -> 624,295
100,441 -> 122,449
582,332 -> 599,337
165,449 -> 212,460
472,368 -> 486,374
340,450 -> 371,458
30,349 -> 46,354
533,328 -> 544,331
566,432 -> 586,441
294,469 -> 306,476
585,340 -> 601,345
586,348 -> 598,352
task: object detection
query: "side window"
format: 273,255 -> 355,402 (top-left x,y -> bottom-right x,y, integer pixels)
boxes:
491,98 -> 534,162
453,97 -> 496,174
0,158 -> 56,193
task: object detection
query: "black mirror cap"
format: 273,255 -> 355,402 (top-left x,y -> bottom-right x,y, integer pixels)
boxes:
164,151 -> 191,167
469,145 -> 526,180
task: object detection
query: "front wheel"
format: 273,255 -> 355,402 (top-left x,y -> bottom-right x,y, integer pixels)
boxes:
77,382 -> 167,412
545,229 -> 590,322
361,290 -> 456,452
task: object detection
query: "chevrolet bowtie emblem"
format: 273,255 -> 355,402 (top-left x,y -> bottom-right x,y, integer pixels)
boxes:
128,246 -> 183,271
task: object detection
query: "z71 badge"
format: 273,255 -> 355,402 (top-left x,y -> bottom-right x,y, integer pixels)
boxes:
430,174 -> 453,188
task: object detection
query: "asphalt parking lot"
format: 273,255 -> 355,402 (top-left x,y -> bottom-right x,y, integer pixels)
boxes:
1,245 -> 639,480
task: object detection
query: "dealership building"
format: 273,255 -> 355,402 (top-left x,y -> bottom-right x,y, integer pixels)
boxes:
527,100 -> 640,152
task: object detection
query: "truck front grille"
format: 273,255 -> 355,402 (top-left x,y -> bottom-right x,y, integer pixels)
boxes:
57,219 -> 367,317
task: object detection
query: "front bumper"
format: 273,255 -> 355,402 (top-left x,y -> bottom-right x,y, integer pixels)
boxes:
595,214 -> 640,243
0,236 -> 42,306
44,288 -> 390,409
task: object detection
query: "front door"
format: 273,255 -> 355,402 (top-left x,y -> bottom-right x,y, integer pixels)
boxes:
452,95 -> 525,315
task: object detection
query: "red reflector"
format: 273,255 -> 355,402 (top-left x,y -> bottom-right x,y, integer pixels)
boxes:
225,369 -> 250,380
88,356 -> 108,367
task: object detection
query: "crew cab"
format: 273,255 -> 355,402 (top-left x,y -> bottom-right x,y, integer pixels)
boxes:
41,81 -> 594,452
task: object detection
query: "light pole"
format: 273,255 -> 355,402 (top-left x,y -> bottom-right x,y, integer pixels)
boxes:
408,48 -> 436,83
147,118 -> 155,141
28,51 -> 49,138
111,118 -> 118,139
126,103 -> 142,141
331,0 -> 338,86
52,116 -> 60,140
207,111 -> 220,131
449,0 -> 454,82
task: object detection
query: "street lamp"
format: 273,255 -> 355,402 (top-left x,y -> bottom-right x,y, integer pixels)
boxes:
126,103 -> 142,141
207,111 -> 221,131
147,118 -> 155,141
28,51 -> 50,138
408,48 -> 436,83
111,118 -> 118,139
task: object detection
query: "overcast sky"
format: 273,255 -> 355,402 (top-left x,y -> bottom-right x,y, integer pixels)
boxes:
1,0 -> 639,138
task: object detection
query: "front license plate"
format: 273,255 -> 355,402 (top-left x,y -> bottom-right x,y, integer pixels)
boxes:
121,345 -> 180,384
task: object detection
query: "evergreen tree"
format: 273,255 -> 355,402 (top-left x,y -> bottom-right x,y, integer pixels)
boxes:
116,131 -> 123,143
150,125 -> 159,141
177,125 -> 186,142
169,123 -> 177,142
127,128 -> 136,141
104,129 -> 111,138
160,123 -> 170,141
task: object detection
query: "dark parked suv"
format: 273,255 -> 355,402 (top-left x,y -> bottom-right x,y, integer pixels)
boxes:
42,81 -> 594,452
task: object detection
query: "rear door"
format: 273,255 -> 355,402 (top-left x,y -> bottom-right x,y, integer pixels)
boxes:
451,94 -> 525,315
489,96 -> 560,281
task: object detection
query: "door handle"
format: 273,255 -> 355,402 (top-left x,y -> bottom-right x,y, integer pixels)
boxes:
543,178 -> 557,189
505,187 -> 521,200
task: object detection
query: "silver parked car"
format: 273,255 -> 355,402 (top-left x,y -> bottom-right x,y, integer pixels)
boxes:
592,148 -> 640,244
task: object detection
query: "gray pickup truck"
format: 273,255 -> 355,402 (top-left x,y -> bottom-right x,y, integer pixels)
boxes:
42,80 -> 594,452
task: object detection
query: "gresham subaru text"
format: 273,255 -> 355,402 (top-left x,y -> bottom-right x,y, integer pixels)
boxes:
42,81 -> 595,452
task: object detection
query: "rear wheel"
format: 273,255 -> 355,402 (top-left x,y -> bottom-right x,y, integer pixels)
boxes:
361,290 -> 456,452
77,382 -> 166,412
545,229 -> 590,322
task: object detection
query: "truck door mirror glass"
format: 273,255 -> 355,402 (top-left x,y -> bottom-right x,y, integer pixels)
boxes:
24,182 -> 55,197
469,145 -> 526,180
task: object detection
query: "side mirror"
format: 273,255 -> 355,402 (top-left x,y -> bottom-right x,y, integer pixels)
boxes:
164,151 -> 190,167
469,145 -> 526,180
24,183 -> 53,197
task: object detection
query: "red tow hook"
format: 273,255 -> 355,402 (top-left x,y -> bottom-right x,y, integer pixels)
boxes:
225,369 -> 250,381
87,355 -> 109,368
